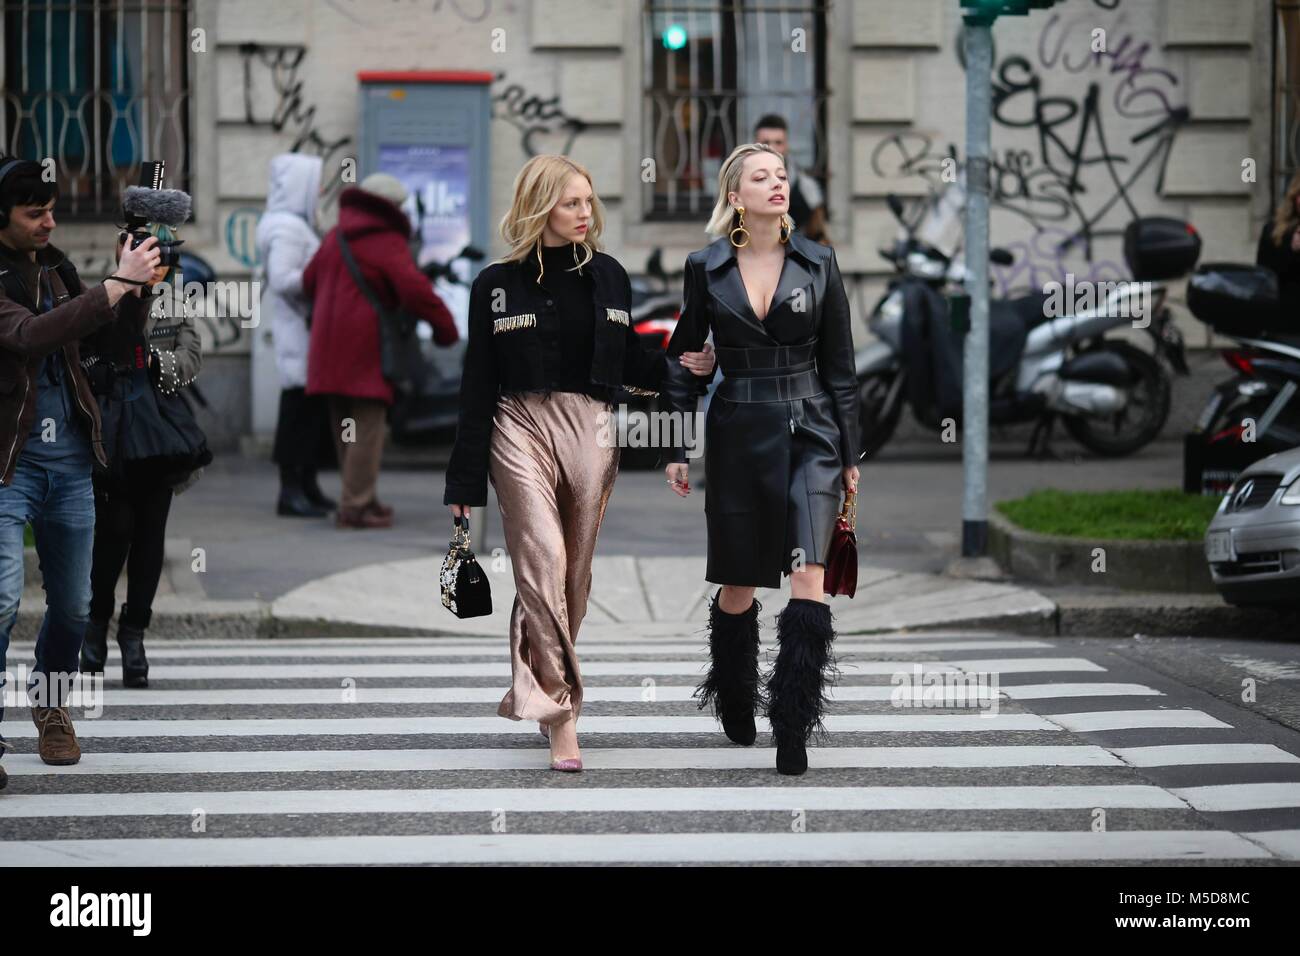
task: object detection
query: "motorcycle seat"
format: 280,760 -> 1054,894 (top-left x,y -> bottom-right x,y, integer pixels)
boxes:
1002,291 -> 1054,329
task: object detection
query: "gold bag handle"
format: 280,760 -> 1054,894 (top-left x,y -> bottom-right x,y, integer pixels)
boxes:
838,489 -> 857,532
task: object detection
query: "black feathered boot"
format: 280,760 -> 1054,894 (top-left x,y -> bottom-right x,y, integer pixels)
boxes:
765,598 -> 839,775
116,603 -> 150,689
79,617 -> 111,674
693,592 -> 764,746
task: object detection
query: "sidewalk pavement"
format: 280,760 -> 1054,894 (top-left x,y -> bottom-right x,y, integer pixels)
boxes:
11,451 -> 1277,641
270,557 -> 1057,637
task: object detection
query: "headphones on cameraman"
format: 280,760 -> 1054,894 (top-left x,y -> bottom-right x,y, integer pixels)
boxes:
0,158 -> 34,229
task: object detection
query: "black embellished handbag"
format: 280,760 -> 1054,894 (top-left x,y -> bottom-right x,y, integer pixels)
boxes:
439,516 -> 492,618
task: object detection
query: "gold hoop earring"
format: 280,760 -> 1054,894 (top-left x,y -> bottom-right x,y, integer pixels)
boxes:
779,214 -> 793,244
729,205 -> 750,248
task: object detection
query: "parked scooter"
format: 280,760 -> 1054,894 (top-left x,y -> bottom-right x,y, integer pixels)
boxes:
854,188 -> 1195,459
1183,262 -> 1300,493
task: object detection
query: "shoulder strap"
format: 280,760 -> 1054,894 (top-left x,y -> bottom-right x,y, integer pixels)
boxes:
336,231 -> 389,319
54,258 -> 84,298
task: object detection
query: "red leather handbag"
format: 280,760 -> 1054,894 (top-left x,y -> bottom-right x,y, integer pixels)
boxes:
823,489 -> 858,597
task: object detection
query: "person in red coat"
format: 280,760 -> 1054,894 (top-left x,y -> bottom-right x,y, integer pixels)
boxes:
303,174 -> 458,528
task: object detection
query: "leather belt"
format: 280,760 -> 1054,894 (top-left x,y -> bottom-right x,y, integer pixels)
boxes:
715,340 -> 817,373
716,367 -> 824,403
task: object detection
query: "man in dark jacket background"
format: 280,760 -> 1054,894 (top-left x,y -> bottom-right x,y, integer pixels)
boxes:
0,156 -> 160,789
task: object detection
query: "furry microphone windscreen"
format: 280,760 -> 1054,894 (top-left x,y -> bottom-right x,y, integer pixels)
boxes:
122,185 -> 192,227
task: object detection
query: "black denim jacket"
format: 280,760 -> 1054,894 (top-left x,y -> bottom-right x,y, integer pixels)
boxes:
444,247 -> 670,506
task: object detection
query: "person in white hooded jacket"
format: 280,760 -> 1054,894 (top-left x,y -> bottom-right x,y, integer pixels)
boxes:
256,153 -> 336,516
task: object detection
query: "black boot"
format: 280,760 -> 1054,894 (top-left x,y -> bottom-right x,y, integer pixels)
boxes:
277,465 -> 328,517
117,604 -> 149,689
765,598 -> 838,775
301,468 -> 337,511
79,617 -> 111,674
693,592 -> 764,746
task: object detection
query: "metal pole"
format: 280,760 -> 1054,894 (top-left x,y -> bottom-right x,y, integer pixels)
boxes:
962,22 -> 993,557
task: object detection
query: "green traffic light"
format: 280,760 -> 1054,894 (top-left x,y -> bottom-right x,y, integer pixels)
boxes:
662,23 -> 687,50
961,0 -> 1059,24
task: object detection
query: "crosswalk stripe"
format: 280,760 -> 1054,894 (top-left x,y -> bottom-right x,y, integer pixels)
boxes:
1170,783 -> 1300,812
1113,744 -> 1300,767
1246,830 -> 1300,859
1,639 -> 1054,659
25,657 -> 1102,679
0,713 -> 1066,737
59,681 -> 1163,707
3,634 -> 1293,868
1,830 -> 1279,865
5,632 -> 1047,652
1047,710 -> 1233,732
0,785 -> 1190,817
0,745 -> 1129,775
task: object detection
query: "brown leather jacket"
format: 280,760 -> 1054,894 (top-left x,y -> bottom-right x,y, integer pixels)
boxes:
0,241 -> 128,485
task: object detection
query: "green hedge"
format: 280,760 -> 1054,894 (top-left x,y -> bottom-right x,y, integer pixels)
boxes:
996,489 -> 1222,541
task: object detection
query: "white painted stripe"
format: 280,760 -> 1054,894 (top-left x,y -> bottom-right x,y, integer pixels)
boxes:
0,785 -> 1187,819
0,713 -> 1059,738
73,682 -> 1161,707
1047,710 -> 1233,732
1171,783 -> 1300,812
1000,683 -> 1162,699
0,830 -> 1271,865
0,745 -> 1127,776
1244,830 -> 1300,860
1114,744 -> 1300,768
40,657 -> 1101,679
3,640 -> 1055,660
1,632 -> 1049,652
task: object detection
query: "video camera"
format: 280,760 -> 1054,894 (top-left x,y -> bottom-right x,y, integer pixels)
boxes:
120,160 -> 191,267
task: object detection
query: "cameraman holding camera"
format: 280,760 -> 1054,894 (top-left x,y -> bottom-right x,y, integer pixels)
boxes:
0,156 -> 160,789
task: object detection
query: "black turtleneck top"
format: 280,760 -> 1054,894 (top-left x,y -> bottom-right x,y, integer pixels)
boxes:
538,242 -> 604,400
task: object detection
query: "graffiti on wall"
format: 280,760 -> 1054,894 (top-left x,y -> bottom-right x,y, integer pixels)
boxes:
238,41 -> 354,215
323,0 -> 497,25
490,72 -> 590,157
870,0 -> 1187,294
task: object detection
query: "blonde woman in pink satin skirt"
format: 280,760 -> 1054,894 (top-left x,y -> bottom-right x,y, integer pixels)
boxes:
443,155 -> 716,771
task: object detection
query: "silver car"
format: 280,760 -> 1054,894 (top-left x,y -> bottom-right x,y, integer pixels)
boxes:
1205,446 -> 1300,607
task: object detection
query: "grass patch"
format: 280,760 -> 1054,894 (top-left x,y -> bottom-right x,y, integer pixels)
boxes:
24,524 -> 33,548
996,489 -> 1222,541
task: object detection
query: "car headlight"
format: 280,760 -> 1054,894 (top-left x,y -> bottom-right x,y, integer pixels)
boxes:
1281,478 -> 1300,505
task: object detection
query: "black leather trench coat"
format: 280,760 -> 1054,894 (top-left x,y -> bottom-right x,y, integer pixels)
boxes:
660,232 -> 861,588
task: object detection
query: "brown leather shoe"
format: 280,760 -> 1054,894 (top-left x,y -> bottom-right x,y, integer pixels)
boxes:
335,505 -> 393,529
30,706 -> 81,765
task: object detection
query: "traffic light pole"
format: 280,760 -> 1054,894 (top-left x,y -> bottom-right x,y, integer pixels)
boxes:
961,20 -> 993,557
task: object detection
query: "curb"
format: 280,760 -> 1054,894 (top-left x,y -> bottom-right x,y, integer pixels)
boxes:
988,509 -> 1215,594
11,597 -> 1289,642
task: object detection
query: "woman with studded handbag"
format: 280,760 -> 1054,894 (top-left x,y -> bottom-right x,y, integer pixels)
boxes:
443,154 -> 717,772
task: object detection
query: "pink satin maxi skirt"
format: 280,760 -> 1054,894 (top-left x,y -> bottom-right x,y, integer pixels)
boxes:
488,391 -> 619,726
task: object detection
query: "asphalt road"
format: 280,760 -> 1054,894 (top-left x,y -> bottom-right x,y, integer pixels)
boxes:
2,628 -> 1298,864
